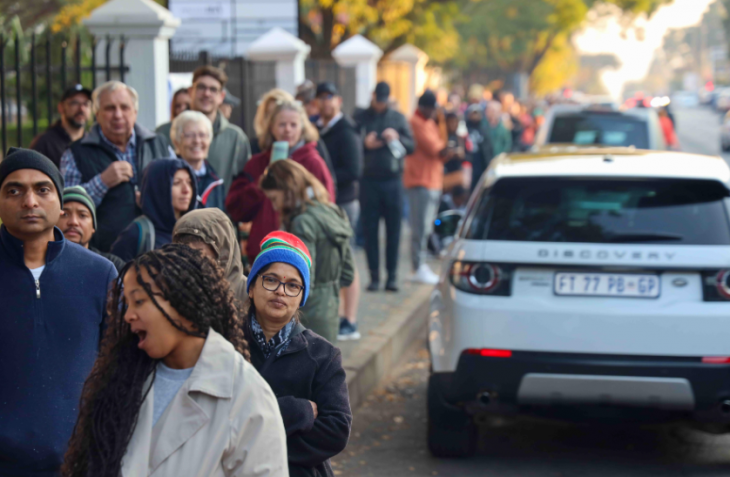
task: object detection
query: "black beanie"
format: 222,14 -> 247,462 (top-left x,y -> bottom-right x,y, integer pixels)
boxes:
418,89 -> 437,108
0,148 -> 65,206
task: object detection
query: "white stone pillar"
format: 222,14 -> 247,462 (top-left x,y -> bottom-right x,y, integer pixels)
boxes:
246,28 -> 311,95
388,44 -> 429,114
332,35 -> 383,109
84,0 -> 180,130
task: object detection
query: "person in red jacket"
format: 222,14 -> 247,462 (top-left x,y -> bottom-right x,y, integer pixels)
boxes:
658,107 -> 679,150
226,100 -> 335,263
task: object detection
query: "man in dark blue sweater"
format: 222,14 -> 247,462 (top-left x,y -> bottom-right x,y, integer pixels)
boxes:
0,148 -> 117,476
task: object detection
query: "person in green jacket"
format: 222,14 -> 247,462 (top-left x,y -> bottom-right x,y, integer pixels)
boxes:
156,66 -> 251,194
485,100 -> 512,157
260,159 -> 355,343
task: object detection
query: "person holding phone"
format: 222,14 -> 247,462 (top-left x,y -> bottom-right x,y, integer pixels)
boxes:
226,100 -> 335,264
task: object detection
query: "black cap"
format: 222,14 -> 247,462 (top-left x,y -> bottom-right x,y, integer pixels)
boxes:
0,148 -> 65,206
222,88 -> 241,107
61,84 -> 92,102
316,82 -> 338,97
374,82 -> 390,102
418,89 -> 437,109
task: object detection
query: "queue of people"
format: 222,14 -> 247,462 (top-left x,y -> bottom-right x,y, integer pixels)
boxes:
1,62 -> 548,475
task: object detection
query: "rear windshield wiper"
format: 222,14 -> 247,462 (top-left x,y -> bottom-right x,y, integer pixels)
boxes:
606,232 -> 684,243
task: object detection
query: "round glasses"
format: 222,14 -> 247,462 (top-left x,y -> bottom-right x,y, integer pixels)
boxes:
260,275 -> 303,297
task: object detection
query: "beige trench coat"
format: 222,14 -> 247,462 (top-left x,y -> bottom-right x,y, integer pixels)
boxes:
121,329 -> 289,477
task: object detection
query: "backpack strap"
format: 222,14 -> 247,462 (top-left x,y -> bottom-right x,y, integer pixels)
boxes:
134,216 -> 156,257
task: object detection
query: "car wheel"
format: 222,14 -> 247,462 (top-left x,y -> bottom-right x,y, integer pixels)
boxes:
427,373 -> 477,458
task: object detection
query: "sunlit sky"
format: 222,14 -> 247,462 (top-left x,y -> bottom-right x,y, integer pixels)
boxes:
574,0 -> 716,98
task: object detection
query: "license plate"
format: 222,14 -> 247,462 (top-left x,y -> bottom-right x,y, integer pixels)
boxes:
554,272 -> 660,298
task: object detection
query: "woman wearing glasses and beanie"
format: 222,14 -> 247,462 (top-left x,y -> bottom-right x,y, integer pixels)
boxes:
244,231 -> 352,477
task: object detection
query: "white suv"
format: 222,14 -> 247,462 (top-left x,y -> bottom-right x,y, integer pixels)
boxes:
428,147 -> 730,457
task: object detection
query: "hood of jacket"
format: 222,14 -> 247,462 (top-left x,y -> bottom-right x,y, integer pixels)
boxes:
172,208 -> 246,300
298,201 -> 352,247
140,158 -> 197,235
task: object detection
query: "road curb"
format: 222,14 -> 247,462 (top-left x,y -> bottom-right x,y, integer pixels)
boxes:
343,286 -> 431,410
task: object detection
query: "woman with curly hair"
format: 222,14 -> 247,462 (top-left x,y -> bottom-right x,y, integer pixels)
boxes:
243,231 -> 351,477
61,244 -> 287,477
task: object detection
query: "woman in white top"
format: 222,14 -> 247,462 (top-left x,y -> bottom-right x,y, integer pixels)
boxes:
62,244 -> 288,477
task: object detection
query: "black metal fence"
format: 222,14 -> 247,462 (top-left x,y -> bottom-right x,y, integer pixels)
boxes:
170,51 -> 276,138
0,32 -> 128,155
305,60 -> 357,115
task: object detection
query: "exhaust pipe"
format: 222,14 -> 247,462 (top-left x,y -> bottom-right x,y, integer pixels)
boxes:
479,391 -> 492,405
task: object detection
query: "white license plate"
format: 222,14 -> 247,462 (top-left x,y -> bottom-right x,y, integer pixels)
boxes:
554,272 -> 660,298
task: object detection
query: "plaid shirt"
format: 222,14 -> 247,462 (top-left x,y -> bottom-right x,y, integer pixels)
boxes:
60,127 -> 138,207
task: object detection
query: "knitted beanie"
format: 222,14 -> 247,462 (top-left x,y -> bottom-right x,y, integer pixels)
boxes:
63,186 -> 97,229
0,147 -> 64,205
247,231 -> 312,306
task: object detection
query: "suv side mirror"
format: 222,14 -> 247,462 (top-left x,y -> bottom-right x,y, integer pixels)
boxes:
434,210 -> 464,240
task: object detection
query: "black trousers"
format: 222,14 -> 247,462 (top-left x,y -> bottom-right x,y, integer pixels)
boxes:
360,177 -> 403,282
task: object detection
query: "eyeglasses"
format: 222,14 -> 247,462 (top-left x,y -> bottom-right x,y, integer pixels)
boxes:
260,275 -> 304,297
182,131 -> 209,141
195,83 -> 221,94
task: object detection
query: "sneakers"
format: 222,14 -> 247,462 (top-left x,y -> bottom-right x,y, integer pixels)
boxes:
367,281 -> 380,292
409,264 -> 439,285
385,278 -> 399,292
338,318 -> 361,341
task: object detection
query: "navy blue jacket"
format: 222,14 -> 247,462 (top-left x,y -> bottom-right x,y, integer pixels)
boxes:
0,226 -> 117,476
196,160 -> 225,212
246,323 -> 352,477
111,158 -> 197,261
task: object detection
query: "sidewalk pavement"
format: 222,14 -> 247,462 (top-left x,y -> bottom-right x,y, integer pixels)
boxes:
338,224 -> 441,410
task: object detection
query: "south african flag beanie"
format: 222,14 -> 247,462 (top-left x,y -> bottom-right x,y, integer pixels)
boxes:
247,231 -> 312,306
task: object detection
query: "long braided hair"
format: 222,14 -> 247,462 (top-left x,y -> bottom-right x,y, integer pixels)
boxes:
61,244 -> 250,477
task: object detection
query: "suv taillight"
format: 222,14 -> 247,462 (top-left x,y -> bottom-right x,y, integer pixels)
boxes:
702,269 -> 730,301
450,261 -> 512,296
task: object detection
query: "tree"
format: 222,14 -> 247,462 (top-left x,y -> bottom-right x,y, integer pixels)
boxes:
299,0 -> 461,61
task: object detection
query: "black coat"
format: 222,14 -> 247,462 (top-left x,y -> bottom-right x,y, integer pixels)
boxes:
466,119 -> 495,191
319,116 -> 363,205
353,106 -> 415,180
246,323 -> 352,477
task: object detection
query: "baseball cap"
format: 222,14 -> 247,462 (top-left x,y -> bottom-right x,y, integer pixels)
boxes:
418,89 -> 437,108
374,82 -> 390,102
316,82 -> 338,97
61,84 -> 92,102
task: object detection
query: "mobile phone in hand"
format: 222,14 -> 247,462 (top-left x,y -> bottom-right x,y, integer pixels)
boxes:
271,141 -> 289,163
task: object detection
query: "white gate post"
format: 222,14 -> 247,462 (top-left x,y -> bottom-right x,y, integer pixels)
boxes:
332,35 -> 383,109
388,44 -> 429,114
84,0 -> 180,129
246,28 -> 311,95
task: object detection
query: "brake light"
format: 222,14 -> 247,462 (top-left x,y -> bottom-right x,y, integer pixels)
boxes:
465,348 -> 513,358
702,357 -> 730,364
450,261 -> 512,296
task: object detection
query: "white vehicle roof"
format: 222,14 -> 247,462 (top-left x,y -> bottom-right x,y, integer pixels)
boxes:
486,148 -> 730,186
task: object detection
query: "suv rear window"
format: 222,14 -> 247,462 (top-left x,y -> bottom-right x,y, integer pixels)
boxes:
466,178 -> 730,245
549,113 -> 649,149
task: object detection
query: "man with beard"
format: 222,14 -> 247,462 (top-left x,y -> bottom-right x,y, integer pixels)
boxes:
30,85 -> 92,167
57,186 -> 125,271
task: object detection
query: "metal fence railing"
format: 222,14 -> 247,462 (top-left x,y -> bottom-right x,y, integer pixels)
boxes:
0,32 -> 128,155
169,51 -> 277,138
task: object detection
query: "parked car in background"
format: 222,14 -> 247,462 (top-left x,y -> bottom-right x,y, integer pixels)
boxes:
721,111 -> 730,151
714,88 -> 730,113
535,104 -> 666,151
428,148 -> 730,458
672,91 -> 700,108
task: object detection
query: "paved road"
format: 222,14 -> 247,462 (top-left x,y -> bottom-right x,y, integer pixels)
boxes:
331,106 -> 730,476
332,344 -> 730,477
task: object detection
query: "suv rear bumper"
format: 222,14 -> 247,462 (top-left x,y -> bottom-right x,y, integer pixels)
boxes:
433,350 -> 730,424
